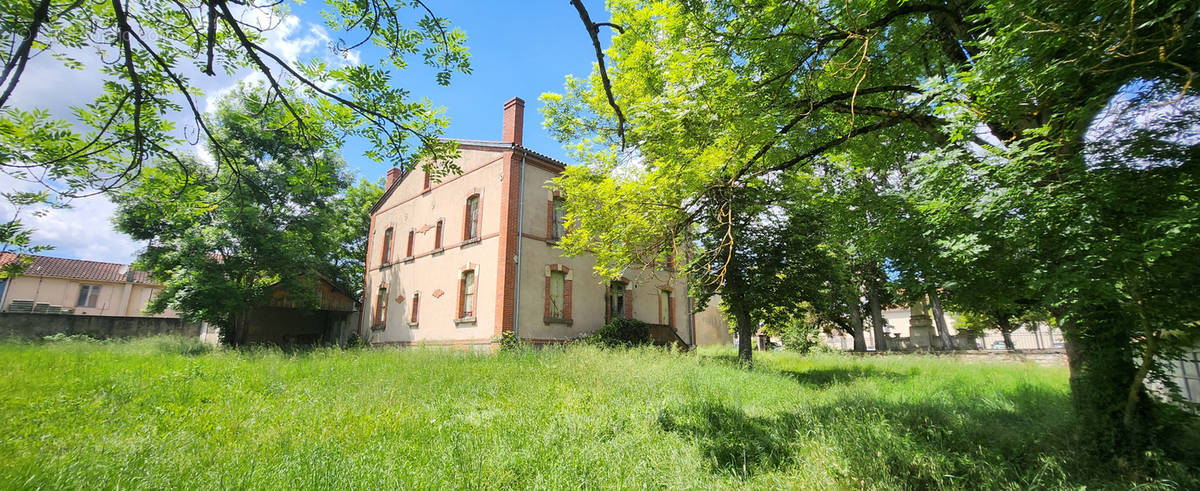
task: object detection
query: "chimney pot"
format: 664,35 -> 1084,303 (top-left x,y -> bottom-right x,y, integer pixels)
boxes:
502,97 -> 525,146
385,167 -> 402,189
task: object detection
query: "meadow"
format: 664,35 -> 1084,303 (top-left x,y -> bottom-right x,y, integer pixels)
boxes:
0,337 -> 1195,489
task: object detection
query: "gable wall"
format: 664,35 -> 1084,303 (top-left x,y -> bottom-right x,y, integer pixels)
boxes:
362,147 -> 507,345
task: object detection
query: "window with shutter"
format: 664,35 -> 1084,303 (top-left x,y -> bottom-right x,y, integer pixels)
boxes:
548,271 -> 565,318
551,197 -> 566,240
460,271 -> 475,318
466,195 -> 480,240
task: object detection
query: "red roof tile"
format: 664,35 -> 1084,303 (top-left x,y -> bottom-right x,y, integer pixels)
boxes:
0,253 -> 156,285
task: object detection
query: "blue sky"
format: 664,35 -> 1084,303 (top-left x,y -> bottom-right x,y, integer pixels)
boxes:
6,0 -> 610,264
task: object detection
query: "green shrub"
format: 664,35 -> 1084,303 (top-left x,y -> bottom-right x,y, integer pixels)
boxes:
780,317 -> 822,353
496,330 -> 527,351
41,333 -> 99,343
151,336 -> 213,356
586,317 -> 652,347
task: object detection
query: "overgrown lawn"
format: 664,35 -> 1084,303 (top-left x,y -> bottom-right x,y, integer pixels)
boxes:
0,338 -> 1194,489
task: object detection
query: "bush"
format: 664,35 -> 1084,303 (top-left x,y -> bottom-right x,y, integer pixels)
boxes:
151,336 -> 213,356
496,330 -> 528,351
586,317 -> 652,347
42,333 -> 99,343
780,318 -> 821,353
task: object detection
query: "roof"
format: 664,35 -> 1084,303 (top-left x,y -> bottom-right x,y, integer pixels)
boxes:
369,138 -> 570,215
0,253 -> 156,285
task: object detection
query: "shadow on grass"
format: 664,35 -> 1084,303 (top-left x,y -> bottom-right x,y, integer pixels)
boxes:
656,381 -> 1196,487
778,365 -> 912,389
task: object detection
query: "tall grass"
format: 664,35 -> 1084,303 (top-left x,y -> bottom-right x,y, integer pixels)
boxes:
0,338 -> 1194,489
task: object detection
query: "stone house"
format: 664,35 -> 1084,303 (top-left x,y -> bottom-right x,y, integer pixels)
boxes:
359,97 -> 699,348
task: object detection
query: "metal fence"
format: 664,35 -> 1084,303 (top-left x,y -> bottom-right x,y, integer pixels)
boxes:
823,328 -> 1066,351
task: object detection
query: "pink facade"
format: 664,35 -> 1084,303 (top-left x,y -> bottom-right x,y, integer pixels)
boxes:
360,98 -> 694,348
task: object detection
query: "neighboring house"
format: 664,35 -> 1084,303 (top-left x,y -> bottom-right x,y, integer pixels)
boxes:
0,253 -> 177,318
361,97 -> 695,348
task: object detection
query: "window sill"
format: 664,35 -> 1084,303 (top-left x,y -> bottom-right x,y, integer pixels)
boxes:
378,261 -> 393,270
544,317 -> 573,325
431,247 -> 445,256
370,323 -> 386,331
408,322 -> 419,329
454,316 -> 477,326
422,187 -> 432,195
402,256 -> 414,263
462,237 -> 481,247
545,238 -> 561,246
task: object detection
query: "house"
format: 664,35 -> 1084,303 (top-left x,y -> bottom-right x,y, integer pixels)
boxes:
0,253 -> 177,318
360,97 -> 695,348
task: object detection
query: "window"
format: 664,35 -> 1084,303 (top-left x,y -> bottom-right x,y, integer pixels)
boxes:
423,171 -> 431,191
459,270 -> 476,318
77,284 -> 101,307
410,293 -> 420,323
659,290 -> 673,326
464,194 -> 480,240
380,227 -> 394,264
548,271 -> 566,318
550,197 -> 566,241
373,288 -> 388,326
406,230 -> 415,258
606,281 -> 626,321
434,220 -> 444,250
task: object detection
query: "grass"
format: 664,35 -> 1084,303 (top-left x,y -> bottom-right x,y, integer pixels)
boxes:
0,337 -> 1195,489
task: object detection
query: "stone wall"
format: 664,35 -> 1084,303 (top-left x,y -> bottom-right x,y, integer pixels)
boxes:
854,349 -> 1068,367
0,313 -> 202,340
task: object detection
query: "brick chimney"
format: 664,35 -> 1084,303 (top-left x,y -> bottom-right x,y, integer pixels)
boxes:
502,97 -> 524,146
385,167 -> 402,189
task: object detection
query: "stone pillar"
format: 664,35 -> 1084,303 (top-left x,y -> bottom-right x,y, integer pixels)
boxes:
909,300 -> 936,349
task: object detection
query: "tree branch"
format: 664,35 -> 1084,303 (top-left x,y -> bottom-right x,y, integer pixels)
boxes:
570,0 -> 627,149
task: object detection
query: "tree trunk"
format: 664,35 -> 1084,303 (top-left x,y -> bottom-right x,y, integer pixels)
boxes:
849,297 -> 866,352
867,282 -> 888,351
1001,329 -> 1015,350
732,303 -> 754,366
928,291 -> 956,350
1063,304 -> 1151,463
997,316 -> 1016,350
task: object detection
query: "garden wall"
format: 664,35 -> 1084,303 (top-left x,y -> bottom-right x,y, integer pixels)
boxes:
0,313 -> 202,340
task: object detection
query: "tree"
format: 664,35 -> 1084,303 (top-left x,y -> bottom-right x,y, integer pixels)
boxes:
324,177 -> 383,298
1,0 -> 469,202
0,191 -> 56,279
112,83 -> 349,345
689,177 -> 839,364
546,0 -> 1198,465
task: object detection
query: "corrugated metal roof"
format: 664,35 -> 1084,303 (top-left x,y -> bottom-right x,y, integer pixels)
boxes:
0,253 -> 156,284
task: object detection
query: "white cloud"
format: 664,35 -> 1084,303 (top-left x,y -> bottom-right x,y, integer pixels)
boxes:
0,174 -> 142,263
3,6 -> 364,265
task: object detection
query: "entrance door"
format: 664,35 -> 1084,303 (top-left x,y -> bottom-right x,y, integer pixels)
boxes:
606,281 -> 625,321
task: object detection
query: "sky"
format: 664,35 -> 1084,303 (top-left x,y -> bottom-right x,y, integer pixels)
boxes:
3,0 -> 609,264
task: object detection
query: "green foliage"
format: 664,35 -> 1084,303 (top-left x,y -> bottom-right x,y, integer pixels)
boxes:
0,191 -> 57,279
0,0 -> 470,201
545,0 -> 1198,461
40,333 -> 98,343
325,178 -> 384,298
111,84 -> 356,343
495,330 -> 528,351
0,340 -> 1195,488
779,317 -> 822,354
586,317 -> 652,346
